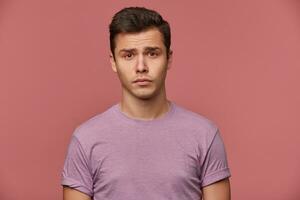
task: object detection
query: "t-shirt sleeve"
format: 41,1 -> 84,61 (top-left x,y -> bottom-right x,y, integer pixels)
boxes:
61,134 -> 94,197
199,128 -> 231,188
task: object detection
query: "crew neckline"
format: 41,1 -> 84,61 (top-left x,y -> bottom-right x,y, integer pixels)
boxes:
112,101 -> 176,125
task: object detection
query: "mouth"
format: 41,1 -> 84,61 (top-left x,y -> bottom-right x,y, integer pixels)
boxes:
133,79 -> 152,86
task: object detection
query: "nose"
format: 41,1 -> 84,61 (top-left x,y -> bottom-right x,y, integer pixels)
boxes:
136,54 -> 148,73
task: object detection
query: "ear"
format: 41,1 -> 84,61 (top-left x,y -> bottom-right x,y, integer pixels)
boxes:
109,52 -> 117,73
167,49 -> 173,70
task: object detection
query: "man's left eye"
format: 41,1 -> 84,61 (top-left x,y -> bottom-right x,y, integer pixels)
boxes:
148,52 -> 158,57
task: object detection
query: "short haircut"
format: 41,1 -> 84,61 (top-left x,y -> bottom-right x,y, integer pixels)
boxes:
109,7 -> 171,59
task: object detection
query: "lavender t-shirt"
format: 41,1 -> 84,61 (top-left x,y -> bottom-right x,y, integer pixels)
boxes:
61,101 -> 231,199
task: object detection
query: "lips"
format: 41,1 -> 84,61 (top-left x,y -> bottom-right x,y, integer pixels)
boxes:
133,78 -> 152,83
133,78 -> 152,86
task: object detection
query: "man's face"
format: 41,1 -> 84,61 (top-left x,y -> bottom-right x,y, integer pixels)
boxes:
110,28 -> 172,100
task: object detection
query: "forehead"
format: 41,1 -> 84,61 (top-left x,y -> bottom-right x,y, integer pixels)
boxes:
114,28 -> 165,51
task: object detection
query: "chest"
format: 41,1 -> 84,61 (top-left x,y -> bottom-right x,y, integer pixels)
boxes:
91,130 -> 201,193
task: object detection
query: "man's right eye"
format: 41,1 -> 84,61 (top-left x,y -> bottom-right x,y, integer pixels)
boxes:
124,53 -> 133,60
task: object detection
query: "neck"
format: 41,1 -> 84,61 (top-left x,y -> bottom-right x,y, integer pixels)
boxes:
120,87 -> 170,120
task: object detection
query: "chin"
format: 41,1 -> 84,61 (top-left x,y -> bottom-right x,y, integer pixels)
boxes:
132,88 -> 160,99
124,85 -> 159,100
133,92 -> 155,100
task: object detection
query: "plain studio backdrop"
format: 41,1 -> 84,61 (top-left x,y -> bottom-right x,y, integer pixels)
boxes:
0,0 -> 299,199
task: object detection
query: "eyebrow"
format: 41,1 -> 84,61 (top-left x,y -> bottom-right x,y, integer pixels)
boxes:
118,46 -> 162,53
144,47 -> 161,51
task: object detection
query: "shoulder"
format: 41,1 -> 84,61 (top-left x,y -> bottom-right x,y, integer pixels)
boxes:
173,103 -> 218,133
172,103 -> 220,146
72,103 -> 117,143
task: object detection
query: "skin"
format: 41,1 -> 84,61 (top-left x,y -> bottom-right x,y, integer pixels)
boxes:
202,178 -> 231,200
63,27 -> 231,200
110,27 -> 173,120
63,186 -> 91,200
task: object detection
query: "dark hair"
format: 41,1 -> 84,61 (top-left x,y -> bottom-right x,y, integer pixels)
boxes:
109,7 -> 171,59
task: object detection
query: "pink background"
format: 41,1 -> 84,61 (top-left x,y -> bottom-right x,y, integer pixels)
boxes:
1,0 -> 299,199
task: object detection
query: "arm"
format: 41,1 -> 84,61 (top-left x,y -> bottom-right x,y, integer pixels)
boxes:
202,178 -> 231,200
63,186 -> 92,200
61,135 -> 94,199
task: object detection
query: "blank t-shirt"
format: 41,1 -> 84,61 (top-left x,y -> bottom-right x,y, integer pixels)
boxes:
61,101 -> 231,199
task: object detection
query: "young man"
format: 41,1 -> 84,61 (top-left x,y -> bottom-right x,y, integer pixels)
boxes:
61,7 -> 231,200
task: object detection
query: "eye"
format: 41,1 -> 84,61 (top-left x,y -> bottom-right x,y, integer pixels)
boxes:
124,53 -> 134,60
148,51 -> 159,57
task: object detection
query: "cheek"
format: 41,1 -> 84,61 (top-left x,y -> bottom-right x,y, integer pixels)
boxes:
152,61 -> 168,76
116,66 -> 133,83
116,60 -> 135,73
